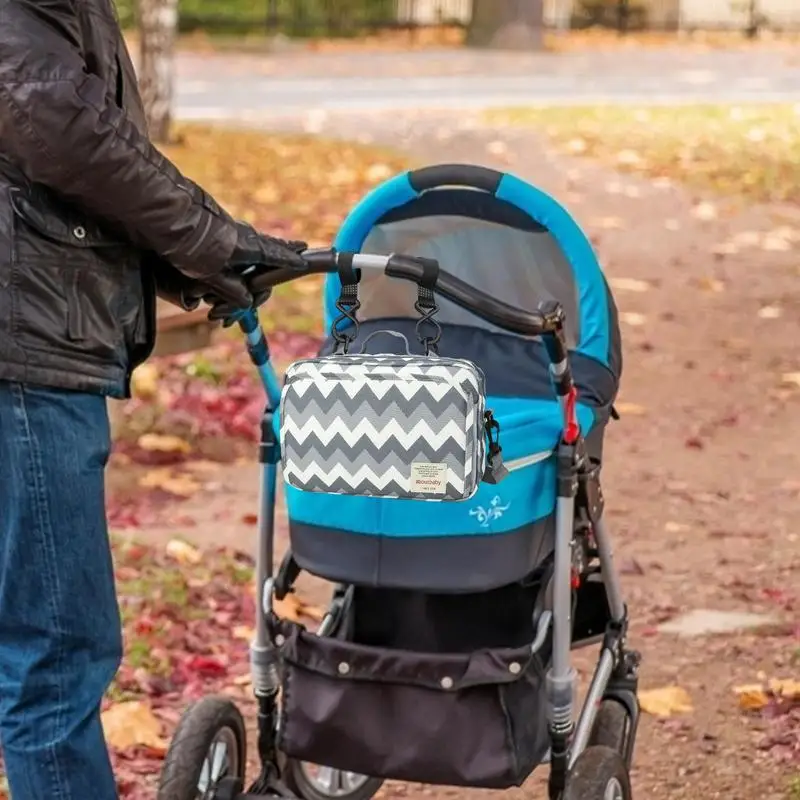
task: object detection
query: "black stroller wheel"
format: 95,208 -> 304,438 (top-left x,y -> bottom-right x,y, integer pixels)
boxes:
157,696 -> 247,800
588,699 -> 629,755
564,746 -> 632,800
282,759 -> 384,800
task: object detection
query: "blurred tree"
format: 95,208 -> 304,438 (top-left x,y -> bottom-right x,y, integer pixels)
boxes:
136,0 -> 179,142
466,0 -> 545,49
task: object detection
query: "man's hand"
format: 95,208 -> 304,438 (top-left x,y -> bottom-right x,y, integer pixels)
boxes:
192,224 -> 308,322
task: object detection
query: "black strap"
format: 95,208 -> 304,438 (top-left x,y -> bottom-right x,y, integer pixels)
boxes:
413,257 -> 442,355
331,252 -> 361,353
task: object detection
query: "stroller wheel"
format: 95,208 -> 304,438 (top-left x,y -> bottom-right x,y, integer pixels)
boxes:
282,759 -> 384,800
157,696 -> 247,800
588,699 -> 629,755
564,746 -> 632,800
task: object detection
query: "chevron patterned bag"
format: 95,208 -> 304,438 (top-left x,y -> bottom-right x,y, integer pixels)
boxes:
279,256 -> 506,501
280,352 -> 489,501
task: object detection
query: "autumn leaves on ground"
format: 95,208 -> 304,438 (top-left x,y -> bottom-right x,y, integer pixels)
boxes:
1,101 -> 798,798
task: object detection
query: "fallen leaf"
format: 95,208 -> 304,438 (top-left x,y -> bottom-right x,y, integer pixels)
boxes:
137,433 -> 191,455
733,679 -> 800,711
711,242 -> 740,256
639,686 -> 694,717
233,625 -> 255,640
165,539 -> 202,566
694,276 -> 726,292
274,593 -> 325,623
691,201 -> 718,221
130,364 -> 159,399
664,521 -> 689,533
365,163 -> 394,183
614,402 -> 647,416
486,140 -> 508,156
615,149 -> 643,167
781,373 -> 800,388
566,137 -> 587,154
138,468 -> 201,498
101,701 -> 166,753
609,277 -> 650,293
620,312 -> 646,327
593,216 -> 625,230
758,305 -> 782,320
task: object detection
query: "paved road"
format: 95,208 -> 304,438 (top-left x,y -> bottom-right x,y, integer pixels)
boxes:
173,46 -> 800,120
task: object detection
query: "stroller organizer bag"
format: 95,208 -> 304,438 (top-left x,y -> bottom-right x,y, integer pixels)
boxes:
279,254 -> 504,502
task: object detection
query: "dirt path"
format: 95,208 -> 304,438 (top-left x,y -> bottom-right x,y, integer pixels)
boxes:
120,112 -> 800,799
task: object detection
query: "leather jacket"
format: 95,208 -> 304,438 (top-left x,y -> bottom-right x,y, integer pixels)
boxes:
0,0 -> 238,398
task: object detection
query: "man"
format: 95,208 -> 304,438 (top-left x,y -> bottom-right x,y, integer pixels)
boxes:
0,2 -> 307,798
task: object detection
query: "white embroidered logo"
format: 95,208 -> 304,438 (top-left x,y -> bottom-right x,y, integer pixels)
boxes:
469,496 -> 511,528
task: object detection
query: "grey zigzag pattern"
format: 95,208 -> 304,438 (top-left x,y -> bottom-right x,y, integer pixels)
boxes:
282,393 -> 474,437
280,355 -> 487,500
281,438 -> 472,476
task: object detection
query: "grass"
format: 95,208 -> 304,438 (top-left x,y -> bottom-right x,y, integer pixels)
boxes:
487,104 -> 800,205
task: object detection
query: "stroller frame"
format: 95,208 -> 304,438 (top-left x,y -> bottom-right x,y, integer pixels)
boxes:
160,243 -> 640,799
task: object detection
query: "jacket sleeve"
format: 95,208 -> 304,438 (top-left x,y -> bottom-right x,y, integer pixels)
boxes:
0,1 -> 237,278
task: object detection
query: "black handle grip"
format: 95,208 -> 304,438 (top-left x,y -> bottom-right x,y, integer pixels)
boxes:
408,164 -> 503,195
385,255 -> 548,337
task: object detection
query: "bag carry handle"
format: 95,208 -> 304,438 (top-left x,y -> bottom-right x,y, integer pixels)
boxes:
357,329 -> 415,356
330,252 -> 442,355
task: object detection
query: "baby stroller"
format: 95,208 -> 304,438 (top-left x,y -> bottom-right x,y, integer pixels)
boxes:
157,164 -> 641,800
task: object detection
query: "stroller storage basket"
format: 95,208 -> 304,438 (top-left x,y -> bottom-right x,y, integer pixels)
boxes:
271,617 -> 551,789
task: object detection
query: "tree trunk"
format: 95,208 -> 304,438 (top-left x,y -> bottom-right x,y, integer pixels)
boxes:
136,0 -> 179,143
466,0 -> 545,50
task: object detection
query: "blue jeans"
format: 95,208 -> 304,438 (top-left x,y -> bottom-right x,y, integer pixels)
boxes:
0,381 -> 121,800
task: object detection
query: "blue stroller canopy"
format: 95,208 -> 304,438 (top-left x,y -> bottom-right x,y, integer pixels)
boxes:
324,166 -> 620,378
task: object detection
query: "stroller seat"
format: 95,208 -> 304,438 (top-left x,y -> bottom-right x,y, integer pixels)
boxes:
282,321 -> 616,593
283,178 -> 621,595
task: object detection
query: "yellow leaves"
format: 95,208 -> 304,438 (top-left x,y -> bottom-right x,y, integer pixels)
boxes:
608,277 -> 650,293
693,276 -> 726,292
137,433 -> 192,455
485,104 -> 800,205
138,468 -> 201,498
366,163 -> 394,183
614,402 -> 647,416
164,125 -> 409,255
233,625 -> 255,641
101,701 -> 166,754
619,312 -> 647,327
638,686 -> 694,717
131,363 -> 159,399
274,592 -> 325,624
614,149 -> 644,168
757,305 -> 783,320
691,201 -> 718,221
166,539 -> 202,566
733,679 -> 800,711
781,373 -> 800,388
592,216 -> 626,230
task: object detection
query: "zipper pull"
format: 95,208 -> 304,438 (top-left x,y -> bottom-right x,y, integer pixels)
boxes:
483,410 -> 509,484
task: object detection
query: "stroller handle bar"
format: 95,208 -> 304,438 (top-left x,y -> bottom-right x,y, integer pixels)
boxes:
254,248 -> 569,363
234,248 -> 579,444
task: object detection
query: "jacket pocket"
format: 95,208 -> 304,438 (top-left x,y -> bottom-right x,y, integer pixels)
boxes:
9,186 -> 142,364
